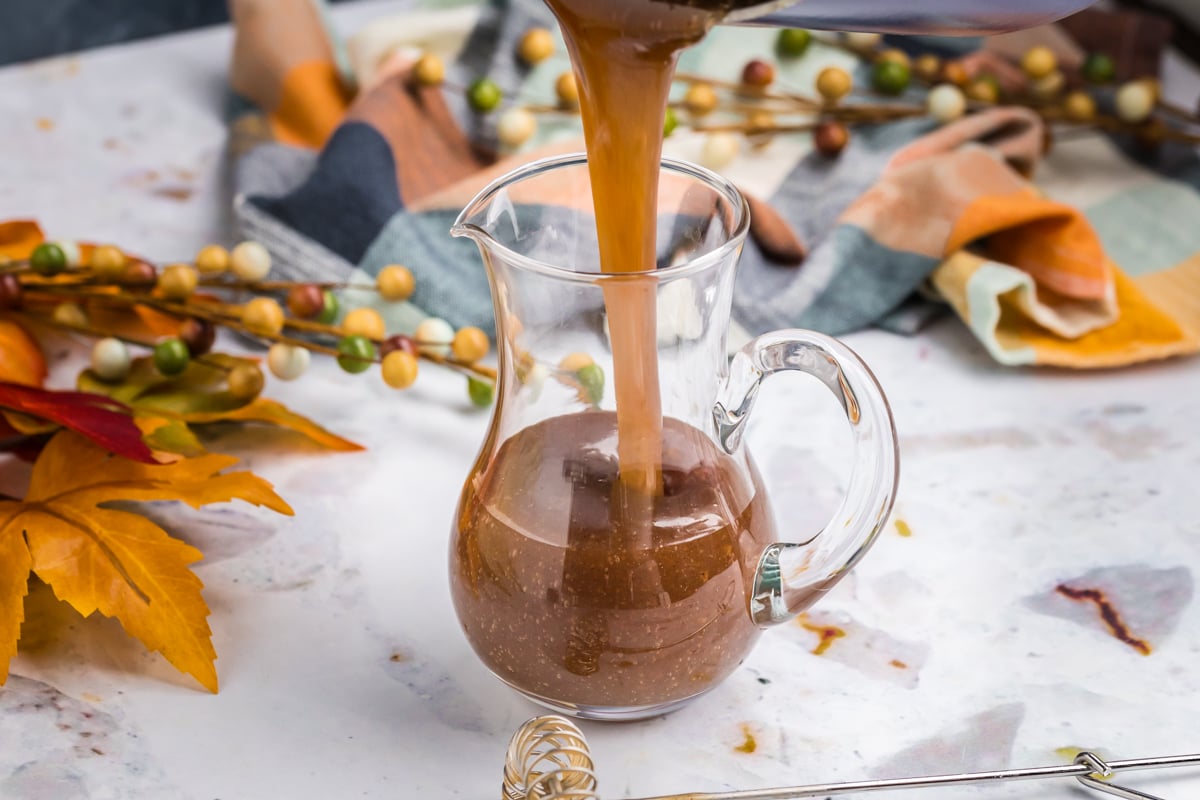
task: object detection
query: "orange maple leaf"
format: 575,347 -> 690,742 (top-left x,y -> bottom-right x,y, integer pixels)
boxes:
0,320 -> 47,387
0,430 -> 293,691
0,220 -> 43,260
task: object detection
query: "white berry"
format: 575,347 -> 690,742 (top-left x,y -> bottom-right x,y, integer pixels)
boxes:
92,337 -> 131,382
497,108 -> 537,149
526,362 -> 549,402
926,83 -> 966,124
230,241 -> 272,281
844,32 -> 883,50
700,132 -> 740,170
415,317 -> 455,356
1115,81 -> 1154,123
54,240 -> 81,268
267,343 -> 310,381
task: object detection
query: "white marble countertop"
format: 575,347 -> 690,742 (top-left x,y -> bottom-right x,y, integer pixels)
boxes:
3,4 -> 1200,799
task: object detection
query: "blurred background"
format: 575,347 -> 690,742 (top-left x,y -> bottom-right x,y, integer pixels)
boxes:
0,0 -> 361,65
1,0 -> 1197,66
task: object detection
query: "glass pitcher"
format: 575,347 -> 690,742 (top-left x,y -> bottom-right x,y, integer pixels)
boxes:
449,154 -> 899,721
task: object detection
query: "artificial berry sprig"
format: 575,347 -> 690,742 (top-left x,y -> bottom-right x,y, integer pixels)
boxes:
402,24 -> 1200,166
2,239 -> 498,407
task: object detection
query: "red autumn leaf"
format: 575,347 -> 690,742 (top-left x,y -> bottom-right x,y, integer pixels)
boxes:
0,382 -> 156,463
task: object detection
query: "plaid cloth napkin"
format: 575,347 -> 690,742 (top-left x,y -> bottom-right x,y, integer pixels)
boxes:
228,0 -> 1200,367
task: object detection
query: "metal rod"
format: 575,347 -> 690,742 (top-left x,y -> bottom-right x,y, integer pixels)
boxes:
1078,775 -> 1165,800
629,754 -> 1200,800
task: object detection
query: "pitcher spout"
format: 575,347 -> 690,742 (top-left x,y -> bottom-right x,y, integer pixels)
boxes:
449,220 -> 487,245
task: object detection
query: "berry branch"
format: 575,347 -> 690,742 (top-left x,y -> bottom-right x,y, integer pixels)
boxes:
407,25 -> 1200,164
2,240 -> 498,405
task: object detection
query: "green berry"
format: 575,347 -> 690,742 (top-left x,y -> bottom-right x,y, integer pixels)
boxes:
663,106 -> 678,138
467,377 -> 495,408
1082,52 -> 1116,84
337,335 -> 377,374
776,28 -> 812,58
871,59 -> 911,96
467,78 -> 503,113
30,242 -> 67,276
316,289 -> 339,324
576,363 -> 605,405
153,338 -> 190,376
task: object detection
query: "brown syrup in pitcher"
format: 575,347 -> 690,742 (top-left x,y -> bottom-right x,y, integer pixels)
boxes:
452,413 -> 779,708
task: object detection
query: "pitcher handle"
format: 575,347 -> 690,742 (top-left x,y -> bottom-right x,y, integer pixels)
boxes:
714,330 -> 899,627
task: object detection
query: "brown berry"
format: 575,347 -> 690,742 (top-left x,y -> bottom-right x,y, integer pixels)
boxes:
194,244 -> 229,274
158,263 -> 199,300
815,67 -> 853,103
942,61 -> 969,87
746,110 -> 777,150
380,334 -> 419,358
242,297 -> 285,336
287,284 -> 326,319
877,48 -> 911,69
1134,117 -> 1167,151
343,307 -> 386,340
451,326 -> 490,363
966,77 -> 999,104
555,72 -> 579,109
1063,91 -> 1097,122
52,302 -> 88,328
813,120 -> 850,157
741,59 -> 775,90
120,261 -> 157,288
179,317 -> 215,356
914,54 -> 942,82
376,265 -> 415,302
381,351 -> 419,390
517,28 -> 555,65
413,54 -> 446,87
90,245 -> 127,278
1021,45 -> 1057,80
228,363 -> 264,401
683,83 -> 719,116
1030,70 -> 1065,101
0,273 -> 22,310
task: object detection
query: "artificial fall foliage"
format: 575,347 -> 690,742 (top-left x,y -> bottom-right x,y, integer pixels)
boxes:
0,381 -> 156,462
0,430 -> 293,692
1,222 -> 371,690
0,319 -> 46,388
1,181 -> 493,684
77,353 -> 363,454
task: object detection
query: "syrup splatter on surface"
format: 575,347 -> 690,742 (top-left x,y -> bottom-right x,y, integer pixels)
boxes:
1054,584 -> 1151,655
798,614 -> 846,655
795,611 -> 929,688
734,724 -> 757,754
1027,565 -> 1193,654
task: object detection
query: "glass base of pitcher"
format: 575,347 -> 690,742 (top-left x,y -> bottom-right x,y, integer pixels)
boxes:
503,678 -> 714,721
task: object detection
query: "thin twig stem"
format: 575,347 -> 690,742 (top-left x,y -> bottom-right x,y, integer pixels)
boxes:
19,287 -> 498,381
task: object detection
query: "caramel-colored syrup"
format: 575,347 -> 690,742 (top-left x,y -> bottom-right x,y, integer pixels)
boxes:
452,1 -> 795,711
452,413 -> 779,709
543,0 -> 732,494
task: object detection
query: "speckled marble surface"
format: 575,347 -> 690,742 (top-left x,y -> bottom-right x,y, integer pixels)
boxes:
2,4 -> 1200,798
